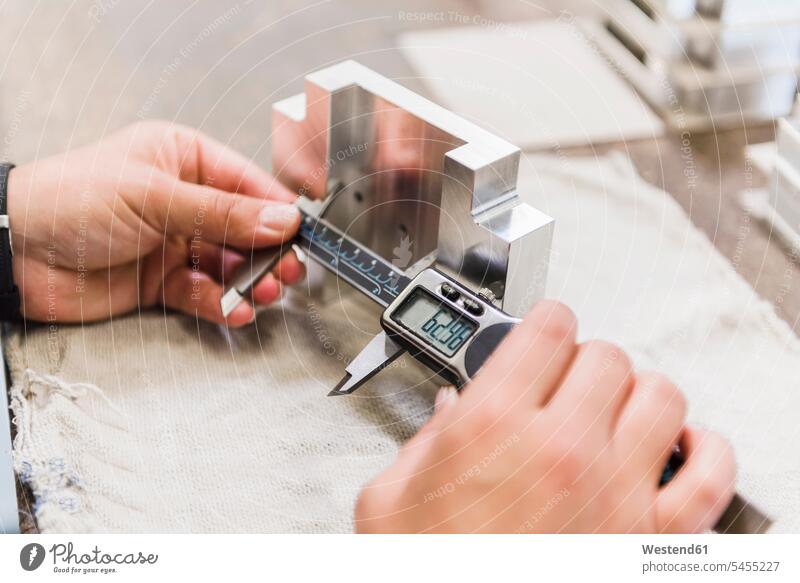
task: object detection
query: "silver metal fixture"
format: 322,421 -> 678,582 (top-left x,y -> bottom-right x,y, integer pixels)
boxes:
225,61 -> 554,318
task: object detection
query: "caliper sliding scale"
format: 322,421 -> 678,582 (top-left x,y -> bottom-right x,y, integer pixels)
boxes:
220,195 -> 520,395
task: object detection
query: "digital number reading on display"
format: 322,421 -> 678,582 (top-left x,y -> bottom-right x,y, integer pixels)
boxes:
391,288 -> 477,356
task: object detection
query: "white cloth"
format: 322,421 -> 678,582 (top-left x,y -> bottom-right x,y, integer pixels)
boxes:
398,20 -> 664,150
8,153 -> 800,532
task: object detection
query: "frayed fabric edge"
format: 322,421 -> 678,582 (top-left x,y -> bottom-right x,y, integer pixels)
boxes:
10,368 -> 107,533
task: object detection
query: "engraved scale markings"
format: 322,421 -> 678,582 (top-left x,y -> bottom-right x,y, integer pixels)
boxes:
296,212 -> 411,307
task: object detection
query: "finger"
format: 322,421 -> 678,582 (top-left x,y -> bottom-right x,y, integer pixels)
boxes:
161,266 -> 254,327
158,123 -> 297,201
389,385 -> 459,476
251,272 -> 282,306
462,300 -> 578,409
434,386 -> 459,414
195,241 -> 244,282
19,261 -> 140,323
237,250 -> 304,305
549,340 -> 634,433
148,180 -> 300,249
656,427 -> 736,533
615,372 -> 687,484
271,249 -> 305,286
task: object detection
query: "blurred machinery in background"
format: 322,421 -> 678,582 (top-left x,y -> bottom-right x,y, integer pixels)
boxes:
739,96 -> 800,251
585,0 -> 800,129
770,103 -> 800,239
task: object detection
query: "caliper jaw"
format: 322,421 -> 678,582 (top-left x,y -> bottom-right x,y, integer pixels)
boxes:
328,331 -> 405,396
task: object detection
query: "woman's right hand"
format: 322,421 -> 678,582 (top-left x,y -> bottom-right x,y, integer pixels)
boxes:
355,301 -> 736,533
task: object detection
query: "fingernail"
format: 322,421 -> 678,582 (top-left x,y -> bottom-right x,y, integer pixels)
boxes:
259,204 -> 299,230
434,386 -> 458,413
229,303 -> 256,325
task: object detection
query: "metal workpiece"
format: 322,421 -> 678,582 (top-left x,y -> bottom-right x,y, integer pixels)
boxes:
270,60 -> 553,317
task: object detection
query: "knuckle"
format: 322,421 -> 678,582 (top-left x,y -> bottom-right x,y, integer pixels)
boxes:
526,300 -> 577,344
639,371 -> 686,420
581,339 -> 625,362
453,401 -> 518,447
469,400 -> 515,435
542,431 -> 585,483
129,121 -> 195,162
438,423 -> 467,453
695,473 -> 729,510
210,193 -> 238,228
581,339 -> 632,379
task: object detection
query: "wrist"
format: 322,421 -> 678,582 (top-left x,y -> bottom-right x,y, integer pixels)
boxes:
6,163 -> 28,255
0,163 -> 21,320
6,163 -> 35,320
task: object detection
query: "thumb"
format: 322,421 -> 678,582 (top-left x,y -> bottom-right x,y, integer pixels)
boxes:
362,385 -> 459,509
149,179 -> 301,248
394,386 -> 459,470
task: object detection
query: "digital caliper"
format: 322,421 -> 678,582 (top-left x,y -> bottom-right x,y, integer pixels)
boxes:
333,267 -> 520,395
220,197 -> 519,396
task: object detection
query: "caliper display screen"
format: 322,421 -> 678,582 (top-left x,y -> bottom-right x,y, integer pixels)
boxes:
391,287 -> 477,357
